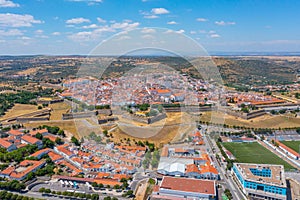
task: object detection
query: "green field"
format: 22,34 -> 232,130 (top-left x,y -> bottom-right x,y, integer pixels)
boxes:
222,142 -> 295,170
281,141 -> 300,153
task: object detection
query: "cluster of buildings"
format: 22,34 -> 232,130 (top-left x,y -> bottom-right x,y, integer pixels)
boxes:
0,128 -> 62,181
60,73 -> 212,106
0,128 -> 58,152
157,130 -> 218,180
46,140 -> 147,186
0,126 -> 147,187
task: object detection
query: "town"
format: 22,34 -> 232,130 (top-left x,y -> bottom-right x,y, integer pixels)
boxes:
0,55 -> 299,200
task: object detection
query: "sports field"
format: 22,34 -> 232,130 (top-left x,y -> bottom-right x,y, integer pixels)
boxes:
222,142 -> 295,170
281,141 -> 300,153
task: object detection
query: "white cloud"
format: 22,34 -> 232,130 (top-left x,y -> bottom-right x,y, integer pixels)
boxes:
66,17 -> 90,24
0,29 -> 23,36
141,28 -> 156,33
97,17 -> 106,23
210,33 -> 220,38
190,31 -> 196,34
176,29 -> 185,34
151,8 -> 169,15
52,32 -> 61,36
0,13 -> 43,27
111,22 -> 139,30
141,34 -> 154,39
68,0 -> 102,5
69,21 -> 140,42
144,15 -> 158,19
82,24 -> 99,29
35,29 -> 44,34
196,18 -> 208,22
115,35 -> 131,41
215,20 -> 235,26
167,21 -> 178,25
0,0 -> 19,8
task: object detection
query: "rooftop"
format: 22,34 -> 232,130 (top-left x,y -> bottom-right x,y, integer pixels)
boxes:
234,163 -> 286,187
160,176 -> 216,195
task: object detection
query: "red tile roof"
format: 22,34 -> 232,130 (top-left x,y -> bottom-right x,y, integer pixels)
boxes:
30,148 -> 51,158
0,138 -> 13,149
8,129 -> 24,136
48,151 -> 63,162
21,135 -> 41,145
160,176 -> 216,195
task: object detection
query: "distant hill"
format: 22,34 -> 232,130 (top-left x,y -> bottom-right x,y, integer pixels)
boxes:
0,56 -> 299,89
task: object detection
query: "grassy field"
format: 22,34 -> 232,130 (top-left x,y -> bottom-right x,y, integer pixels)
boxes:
0,104 -> 38,121
281,141 -> 300,153
110,112 -> 196,148
222,142 -> 295,170
48,102 -> 71,120
200,111 -> 300,129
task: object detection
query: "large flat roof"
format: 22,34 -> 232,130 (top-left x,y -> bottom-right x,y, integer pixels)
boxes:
234,163 -> 286,187
160,176 -> 216,195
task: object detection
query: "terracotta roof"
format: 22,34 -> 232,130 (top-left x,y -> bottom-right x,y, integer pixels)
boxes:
161,147 -> 169,157
48,151 -> 63,162
30,148 -> 51,158
185,164 -> 200,173
21,135 -> 41,145
112,174 -> 130,180
97,172 -> 110,178
29,128 -> 48,136
277,140 -> 300,158
0,166 -> 15,175
0,138 -> 13,149
9,160 -> 45,180
44,135 -> 58,142
160,176 -> 216,195
94,178 -> 120,186
8,129 -> 24,136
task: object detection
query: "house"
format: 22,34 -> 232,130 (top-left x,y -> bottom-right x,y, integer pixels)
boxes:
21,135 -> 43,149
0,138 -> 17,152
48,151 -> 64,163
30,148 -> 51,159
7,129 -> 24,138
54,144 -> 75,159
0,160 -> 46,181
29,128 -> 48,137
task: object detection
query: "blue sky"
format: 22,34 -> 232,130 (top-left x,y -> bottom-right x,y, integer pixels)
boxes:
0,0 -> 300,55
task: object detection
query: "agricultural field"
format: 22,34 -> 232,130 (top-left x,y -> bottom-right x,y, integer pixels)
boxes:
222,142 -> 295,170
281,141 -> 300,153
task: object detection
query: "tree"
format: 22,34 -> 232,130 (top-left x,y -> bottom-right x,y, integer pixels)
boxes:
55,137 -> 63,145
103,130 -> 108,137
35,133 -> 43,140
71,136 -> 80,146
42,138 -> 55,148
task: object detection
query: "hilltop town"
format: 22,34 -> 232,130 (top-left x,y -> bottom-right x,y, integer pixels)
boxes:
0,56 -> 299,200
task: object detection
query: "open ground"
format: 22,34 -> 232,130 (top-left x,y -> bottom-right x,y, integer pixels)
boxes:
222,142 -> 296,170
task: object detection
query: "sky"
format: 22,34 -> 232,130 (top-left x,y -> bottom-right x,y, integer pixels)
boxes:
0,0 -> 300,55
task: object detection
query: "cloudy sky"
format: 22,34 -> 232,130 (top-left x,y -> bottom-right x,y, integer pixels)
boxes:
0,0 -> 300,55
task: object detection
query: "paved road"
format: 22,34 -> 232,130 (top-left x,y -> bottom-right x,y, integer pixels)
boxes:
205,134 -> 246,200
